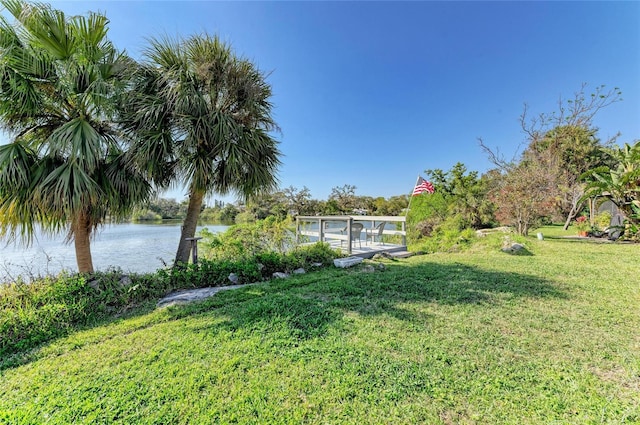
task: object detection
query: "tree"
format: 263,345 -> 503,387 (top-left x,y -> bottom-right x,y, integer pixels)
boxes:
481,84 -> 622,234
282,185 -> 312,216
583,141 -> 640,236
245,191 -> 287,220
0,0 -> 151,272
425,162 -> 494,229
373,195 -> 409,216
329,184 -> 357,213
526,125 -> 610,229
122,34 -> 281,265
146,198 -> 186,219
488,159 -> 557,236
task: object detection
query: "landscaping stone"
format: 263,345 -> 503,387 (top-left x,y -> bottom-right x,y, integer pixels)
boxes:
389,251 -> 414,259
292,268 -> 306,274
501,243 -> 527,254
272,272 -> 289,279
157,285 -> 247,308
228,273 -> 239,284
361,265 -> 376,273
333,256 -> 363,268
118,275 -> 132,287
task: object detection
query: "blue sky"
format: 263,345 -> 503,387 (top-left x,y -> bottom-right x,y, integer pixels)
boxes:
23,2 -> 640,202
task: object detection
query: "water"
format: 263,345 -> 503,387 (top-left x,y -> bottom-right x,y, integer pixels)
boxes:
0,222 -> 230,280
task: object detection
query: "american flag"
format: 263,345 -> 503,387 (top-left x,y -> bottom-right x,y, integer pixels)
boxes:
412,176 -> 434,196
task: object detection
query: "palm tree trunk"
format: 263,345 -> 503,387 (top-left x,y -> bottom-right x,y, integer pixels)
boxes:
174,188 -> 205,266
74,212 -> 94,273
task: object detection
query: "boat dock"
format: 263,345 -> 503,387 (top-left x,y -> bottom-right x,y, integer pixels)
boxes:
295,215 -> 409,259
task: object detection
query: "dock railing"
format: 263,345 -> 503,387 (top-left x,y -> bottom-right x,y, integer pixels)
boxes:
295,215 -> 406,255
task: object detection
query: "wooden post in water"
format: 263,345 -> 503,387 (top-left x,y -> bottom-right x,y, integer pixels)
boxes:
185,237 -> 203,264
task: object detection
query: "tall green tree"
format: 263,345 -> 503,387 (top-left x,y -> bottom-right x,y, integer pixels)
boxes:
425,162 -> 495,229
122,34 -> 281,265
0,0 -> 150,272
526,125 -> 608,229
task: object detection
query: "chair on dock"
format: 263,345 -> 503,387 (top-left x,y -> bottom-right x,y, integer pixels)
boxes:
351,223 -> 364,249
366,222 -> 385,245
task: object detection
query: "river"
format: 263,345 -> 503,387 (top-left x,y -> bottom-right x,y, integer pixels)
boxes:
0,222 -> 230,280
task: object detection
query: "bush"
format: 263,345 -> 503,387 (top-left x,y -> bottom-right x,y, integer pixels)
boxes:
595,211 -> 612,230
234,211 -> 255,224
409,215 -> 477,253
0,269 -> 178,359
200,217 -> 297,260
163,242 -> 339,288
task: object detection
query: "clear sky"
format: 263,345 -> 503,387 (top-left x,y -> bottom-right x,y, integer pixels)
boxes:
14,2 -> 640,203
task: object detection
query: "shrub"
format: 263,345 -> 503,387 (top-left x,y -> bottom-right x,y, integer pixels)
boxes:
200,217 -> 297,260
163,242 -> 339,288
290,242 -> 339,265
595,211 -> 612,230
409,215 -> 477,253
234,211 -> 255,224
0,270 -> 176,359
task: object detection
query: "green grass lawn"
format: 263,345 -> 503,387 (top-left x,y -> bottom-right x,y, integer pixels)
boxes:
536,224 -> 584,238
1,237 -> 638,424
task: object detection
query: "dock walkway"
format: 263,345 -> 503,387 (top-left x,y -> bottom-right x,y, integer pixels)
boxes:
296,215 -> 408,258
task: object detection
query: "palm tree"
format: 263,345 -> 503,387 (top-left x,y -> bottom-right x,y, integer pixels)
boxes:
0,0 -> 151,273
122,34 -> 281,265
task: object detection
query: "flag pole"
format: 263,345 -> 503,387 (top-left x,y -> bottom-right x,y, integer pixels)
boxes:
405,175 -> 421,218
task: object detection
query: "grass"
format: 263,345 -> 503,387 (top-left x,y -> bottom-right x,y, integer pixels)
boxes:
1,236 -> 639,424
536,224 -> 583,238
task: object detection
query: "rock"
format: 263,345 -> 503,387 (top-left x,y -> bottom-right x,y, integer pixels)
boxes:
228,273 -> 239,284
333,257 -> 363,268
118,275 -> 132,287
311,262 -> 324,268
376,263 -> 386,271
272,272 -> 289,279
88,279 -> 100,290
157,285 -> 246,308
361,265 -> 376,273
292,268 -> 306,275
372,252 -> 393,260
501,242 -> 528,255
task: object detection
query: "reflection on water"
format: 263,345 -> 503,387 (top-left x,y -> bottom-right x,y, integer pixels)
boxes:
0,222 -> 230,280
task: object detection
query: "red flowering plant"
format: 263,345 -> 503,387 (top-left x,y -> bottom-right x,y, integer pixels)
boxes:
575,215 -> 590,232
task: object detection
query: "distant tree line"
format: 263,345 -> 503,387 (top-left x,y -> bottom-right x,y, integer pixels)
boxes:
132,187 -> 411,224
